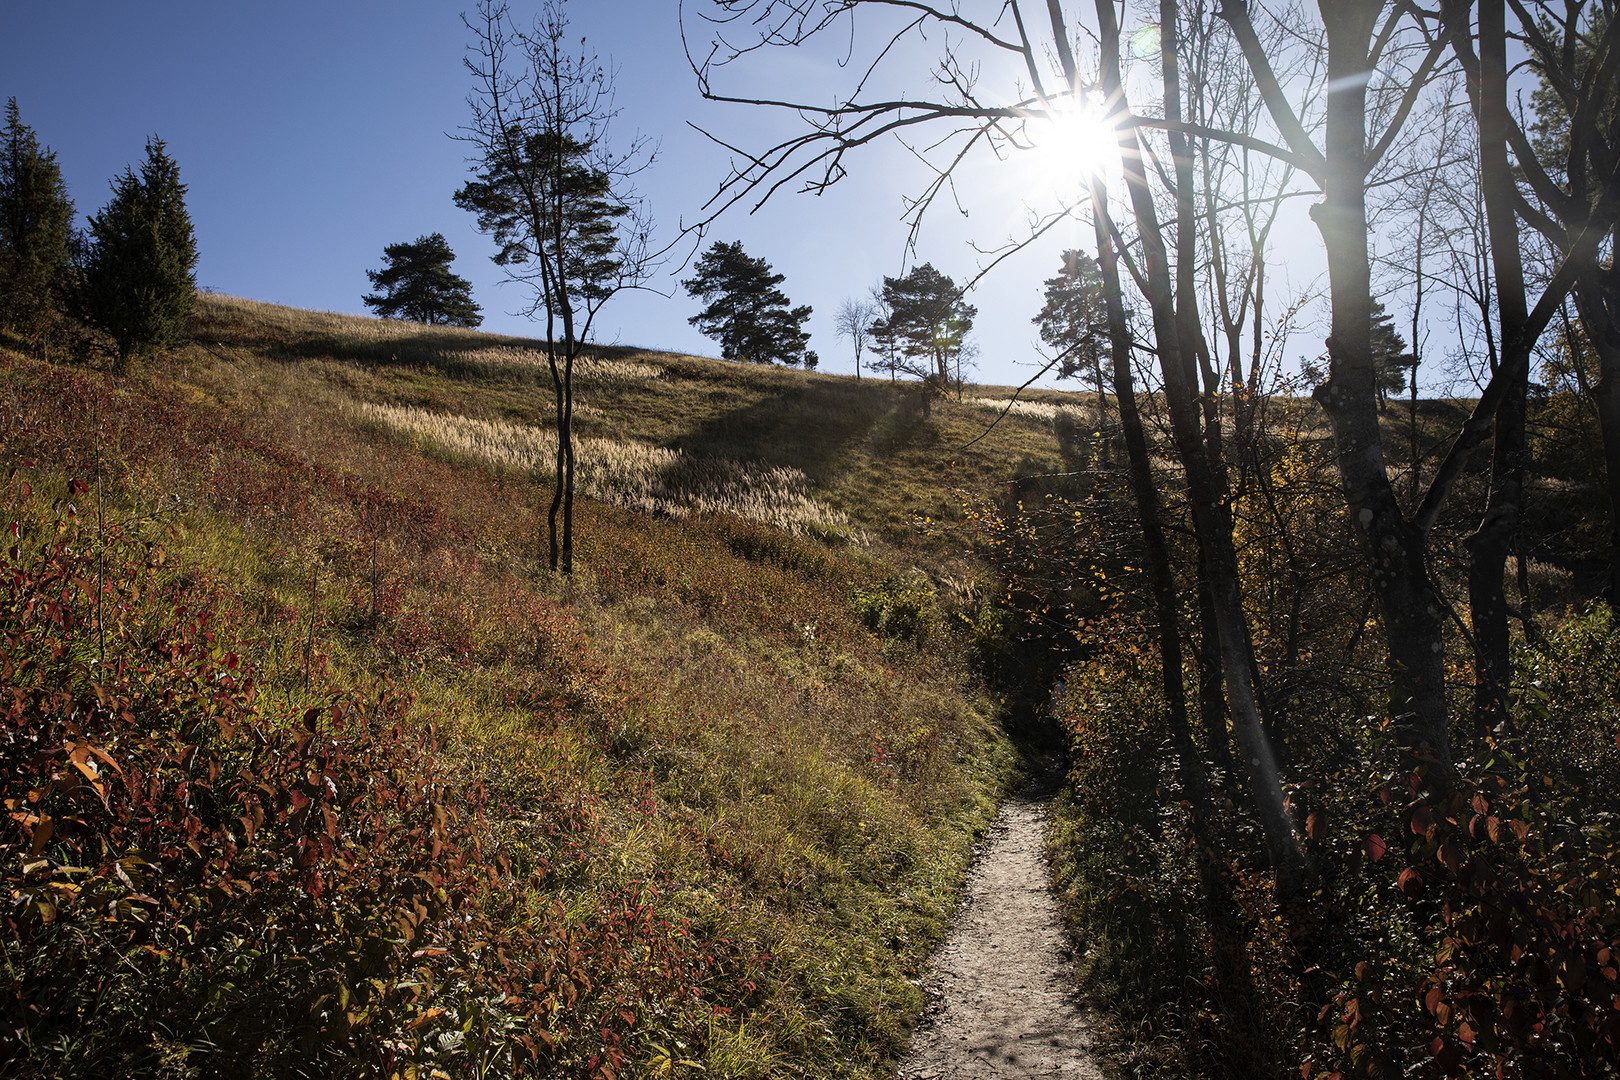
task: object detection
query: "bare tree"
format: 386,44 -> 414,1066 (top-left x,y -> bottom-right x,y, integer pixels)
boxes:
457,0 -> 654,574
681,0 -> 1311,898
834,294 -> 878,379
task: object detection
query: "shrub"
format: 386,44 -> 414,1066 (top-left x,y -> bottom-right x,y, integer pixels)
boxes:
0,478 -> 745,1078
851,574 -> 937,643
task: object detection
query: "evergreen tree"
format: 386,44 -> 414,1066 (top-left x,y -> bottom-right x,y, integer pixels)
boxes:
874,262 -> 975,384
81,137 -> 198,364
1033,250 -> 1109,391
457,0 -> 654,575
362,233 -> 482,326
0,98 -> 75,345
682,241 -> 811,365
1370,299 -> 1414,405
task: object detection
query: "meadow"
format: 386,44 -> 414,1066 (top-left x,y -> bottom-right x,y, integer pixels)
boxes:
0,294 -> 1086,1079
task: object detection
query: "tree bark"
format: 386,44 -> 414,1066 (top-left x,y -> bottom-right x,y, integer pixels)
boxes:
1452,0 -> 1530,739
1096,0 -> 1308,899
1573,267 -> 1620,606
1221,0 -> 1457,779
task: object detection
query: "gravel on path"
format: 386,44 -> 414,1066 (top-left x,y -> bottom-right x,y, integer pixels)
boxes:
896,778 -> 1107,1079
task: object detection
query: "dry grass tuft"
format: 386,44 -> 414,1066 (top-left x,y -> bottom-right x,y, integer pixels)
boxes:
353,400 -> 863,540
964,396 -> 1087,423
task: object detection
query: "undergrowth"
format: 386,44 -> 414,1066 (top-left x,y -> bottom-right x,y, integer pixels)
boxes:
0,294 -> 1033,1079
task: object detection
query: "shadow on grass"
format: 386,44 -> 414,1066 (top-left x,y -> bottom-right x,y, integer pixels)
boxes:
670,378 -> 926,484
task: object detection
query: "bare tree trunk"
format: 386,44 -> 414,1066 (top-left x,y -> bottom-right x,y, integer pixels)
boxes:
1573,269 -> 1620,607
1222,0 -> 1457,779
1444,0 -> 1529,740
1096,0 -> 1307,899
1093,176 -> 1263,1041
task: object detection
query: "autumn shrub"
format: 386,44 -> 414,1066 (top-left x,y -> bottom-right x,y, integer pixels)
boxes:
850,573 -> 938,643
0,478 -> 753,1079
1045,631 -> 1232,1075
1047,601 -> 1620,1080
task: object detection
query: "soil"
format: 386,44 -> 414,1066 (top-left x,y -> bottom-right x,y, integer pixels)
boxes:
896,777 -> 1107,1079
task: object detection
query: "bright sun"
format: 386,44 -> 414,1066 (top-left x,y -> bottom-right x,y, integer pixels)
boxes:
1022,98 -> 1116,194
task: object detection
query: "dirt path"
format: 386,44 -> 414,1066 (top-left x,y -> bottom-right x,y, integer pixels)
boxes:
897,779 -> 1106,1079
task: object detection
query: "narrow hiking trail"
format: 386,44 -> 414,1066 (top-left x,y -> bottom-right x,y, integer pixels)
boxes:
897,779 -> 1107,1080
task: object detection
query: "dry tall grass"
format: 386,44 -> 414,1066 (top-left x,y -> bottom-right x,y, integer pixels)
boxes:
352,400 -> 863,540
963,395 -> 1089,423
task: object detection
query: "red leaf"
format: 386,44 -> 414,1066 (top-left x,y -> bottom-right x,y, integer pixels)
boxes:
1398,867 -> 1423,897
1410,806 -> 1434,836
1365,833 -> 1388,862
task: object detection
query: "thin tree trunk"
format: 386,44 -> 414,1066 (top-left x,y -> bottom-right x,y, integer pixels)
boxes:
1441,0 -> 1530,740
1093,176 -> 1262,1038
1097,0 -> 1308,900
1574,271 -> 1620,608
1313,0 -> 1457,778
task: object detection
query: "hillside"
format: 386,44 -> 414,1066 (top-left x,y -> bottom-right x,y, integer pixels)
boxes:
1,294 -> 1082,1079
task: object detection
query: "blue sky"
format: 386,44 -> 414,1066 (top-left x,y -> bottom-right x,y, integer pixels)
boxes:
3,2 -> 1329,389
2,1 -> 1136,387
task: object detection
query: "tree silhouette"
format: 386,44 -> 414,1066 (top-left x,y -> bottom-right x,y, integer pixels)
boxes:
1033,250 -> 1110,394
874,263 -> 974,386
456,0 -> 654,574
0,98 -> 75,348
682,240 -> 811,365
362,233 -> 482,327
81,137 -> 197,365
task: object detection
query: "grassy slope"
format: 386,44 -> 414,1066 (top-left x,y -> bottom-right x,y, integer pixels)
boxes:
1,295 -> 1078,1079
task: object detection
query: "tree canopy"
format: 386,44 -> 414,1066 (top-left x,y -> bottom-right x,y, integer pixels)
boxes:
1033,250 -> 1109,390
872,263 -> 974,385
81,137 -> 197,364
682,240 -> 811,365
456,0 -> 653,575
362,233 -> 482,327
0,98 -> 74,344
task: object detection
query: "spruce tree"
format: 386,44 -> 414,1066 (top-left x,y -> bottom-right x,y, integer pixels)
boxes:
82,137 -> 198,364
1370,299 -> 1415,406
0,98 -> 75,345
363,233 -> 482,326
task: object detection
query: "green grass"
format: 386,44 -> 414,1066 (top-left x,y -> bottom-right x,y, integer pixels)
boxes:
0,293 -> 1074,1079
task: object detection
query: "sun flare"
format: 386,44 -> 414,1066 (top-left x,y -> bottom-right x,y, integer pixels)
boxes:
1022,98 -> 1117,193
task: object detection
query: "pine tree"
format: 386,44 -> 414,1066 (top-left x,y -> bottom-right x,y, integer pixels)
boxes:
1033,250 -> 1109,391
457,0 -> 654,575
0,98 -> 75,345
362,233 -> 482,326
682,241 -> 811,365
874,263 -> 975,384
81,137 -> 198,364
1370,299 -> 1415,406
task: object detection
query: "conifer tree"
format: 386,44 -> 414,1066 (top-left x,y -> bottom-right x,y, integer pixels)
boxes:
1370,299 -> 1415,406
682,241 -> 811,365
362,233 -> 482,326
457,0 -> 654,575
0,98 -> 75,346
1033,249 -> 1110,392
873,262 -> 974,385
81,137 -> 198,364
